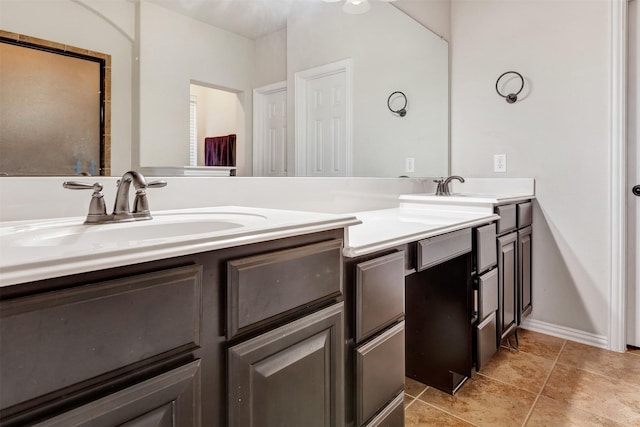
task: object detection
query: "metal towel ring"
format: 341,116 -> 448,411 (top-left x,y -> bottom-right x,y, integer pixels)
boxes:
495,71 -> 524,104
387,91 -> 407,117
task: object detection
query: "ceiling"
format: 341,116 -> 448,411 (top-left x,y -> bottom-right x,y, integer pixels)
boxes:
144,0 -> 418,40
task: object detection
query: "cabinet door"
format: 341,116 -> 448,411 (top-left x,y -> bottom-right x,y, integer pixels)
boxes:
498,233 -> 517,340
228,303 -> 344,427
34,361 -> 201,427
518,226 -> 533,323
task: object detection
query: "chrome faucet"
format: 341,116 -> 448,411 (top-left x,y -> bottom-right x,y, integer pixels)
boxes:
434,175 -> 465,196
64,171 -> 166,224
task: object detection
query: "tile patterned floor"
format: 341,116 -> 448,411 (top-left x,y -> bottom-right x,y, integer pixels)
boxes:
404,328 -> 640,426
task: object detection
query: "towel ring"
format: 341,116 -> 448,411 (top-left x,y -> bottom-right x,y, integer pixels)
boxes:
495,71 -> 524,104
387,91 -> 407,117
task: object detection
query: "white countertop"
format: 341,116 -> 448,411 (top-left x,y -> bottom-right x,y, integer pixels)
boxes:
344,205 -> 499,257
0,206 -> 360,287
0,189 -> 535,287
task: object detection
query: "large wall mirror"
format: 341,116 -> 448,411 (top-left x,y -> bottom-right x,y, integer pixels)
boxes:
0,0 -> 448,178
0,31 -> 111,176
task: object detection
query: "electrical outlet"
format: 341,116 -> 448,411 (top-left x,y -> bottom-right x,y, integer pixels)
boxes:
405,157 -> 415,173
494,154 -> 507,173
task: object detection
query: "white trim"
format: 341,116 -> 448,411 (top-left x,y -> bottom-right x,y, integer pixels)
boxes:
609,0 -> 628,352
253,81 -> 287,177
294,58 -> 353,176
521,318 -> 609,350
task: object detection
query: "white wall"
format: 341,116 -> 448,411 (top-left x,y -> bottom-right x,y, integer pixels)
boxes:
0,0 -> 134,176
137,1 -> 254,175
450,0 -> 611,341
254,28 -> 287,88
287,1 -> 449,178
394,0 -> 451,41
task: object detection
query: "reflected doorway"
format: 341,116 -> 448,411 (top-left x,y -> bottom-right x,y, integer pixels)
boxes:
189,84 -> 241,171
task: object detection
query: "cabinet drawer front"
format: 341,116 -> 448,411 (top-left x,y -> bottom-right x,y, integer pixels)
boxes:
34,360 -> 201,427
356,321 -> 405,426
478,269 -> 498,320
227,239 -> 342,339
517,202 -> 533,228
363,393 -> 404,427
496,204 -> 517,234
0,265 -> 203,411
476,312 -> 498,370
417,228 -> 471,271
355,252 -> 405,343
475,223 -> 497,273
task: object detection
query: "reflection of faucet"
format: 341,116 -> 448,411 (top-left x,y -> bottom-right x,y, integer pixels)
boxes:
434,175 -> 465,196
64,171 -> 167,224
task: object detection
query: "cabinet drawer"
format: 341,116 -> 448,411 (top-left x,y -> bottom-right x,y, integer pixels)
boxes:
227,239 -> 342,339
517,202 -> 533,228
33,360 -> 201,427
475,223 -> 497,273
0,265 -> 203,411
355,251 -> 405,343
356,321 -> 405,426
363,393 -> 404,427
476,312 -> 498,370
478,269 -> 498,320
495,204 -> 516,234
417,228 -> 471,271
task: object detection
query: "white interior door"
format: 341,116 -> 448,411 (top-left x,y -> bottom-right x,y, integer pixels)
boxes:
253,82 -> 287,177
295,59 -> 352,177
628,0 -> 640,348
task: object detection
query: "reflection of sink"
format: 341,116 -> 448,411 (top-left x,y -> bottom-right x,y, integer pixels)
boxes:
2,211 -> 268,248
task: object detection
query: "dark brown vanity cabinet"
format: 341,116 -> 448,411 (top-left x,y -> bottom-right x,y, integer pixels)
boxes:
344,250 -> 406,426
473,224 -> 499,370
0,229 -> 345,427
226,239 -> 345,427
406,229 -> 474,395
517,202 -> 533,323
495,201 -> 533,343
228,303 -> 344,427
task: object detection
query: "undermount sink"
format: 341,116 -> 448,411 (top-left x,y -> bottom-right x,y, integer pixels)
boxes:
1,211 -> 268,248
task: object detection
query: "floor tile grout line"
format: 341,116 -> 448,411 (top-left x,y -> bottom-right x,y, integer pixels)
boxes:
419,400 -> 481,427
474,371 -> 541,396
404,394 -> 417,409
521,339 -> 567,427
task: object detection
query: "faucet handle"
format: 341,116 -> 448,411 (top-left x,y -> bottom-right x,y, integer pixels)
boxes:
433,178 -> 446,196
147,180 -> 167,188
132,180 -> 167,216
63,181 -> 107,219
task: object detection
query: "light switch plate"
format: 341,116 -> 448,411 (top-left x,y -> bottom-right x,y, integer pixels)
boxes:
405,157 -> 415,173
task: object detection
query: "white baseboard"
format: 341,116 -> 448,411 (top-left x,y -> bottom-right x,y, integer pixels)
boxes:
520,318 -> 609,350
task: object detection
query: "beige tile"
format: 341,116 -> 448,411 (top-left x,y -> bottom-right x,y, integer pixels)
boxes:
526,395 -> 625,427
404,393 -> 415,408
418,374 -> 536,426
557,340 -> 640,385
542,364 -> 640,425
405,376 -> 427,398
478,347 -> 555,394
628,346 -> 640,357
509,328 -> 565,360
405,400 -> 475,427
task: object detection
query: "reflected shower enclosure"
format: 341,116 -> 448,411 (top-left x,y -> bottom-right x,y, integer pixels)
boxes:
0,32 -> 109,176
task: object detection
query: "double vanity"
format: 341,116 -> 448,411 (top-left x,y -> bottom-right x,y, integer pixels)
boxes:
0,177 -> 534,426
